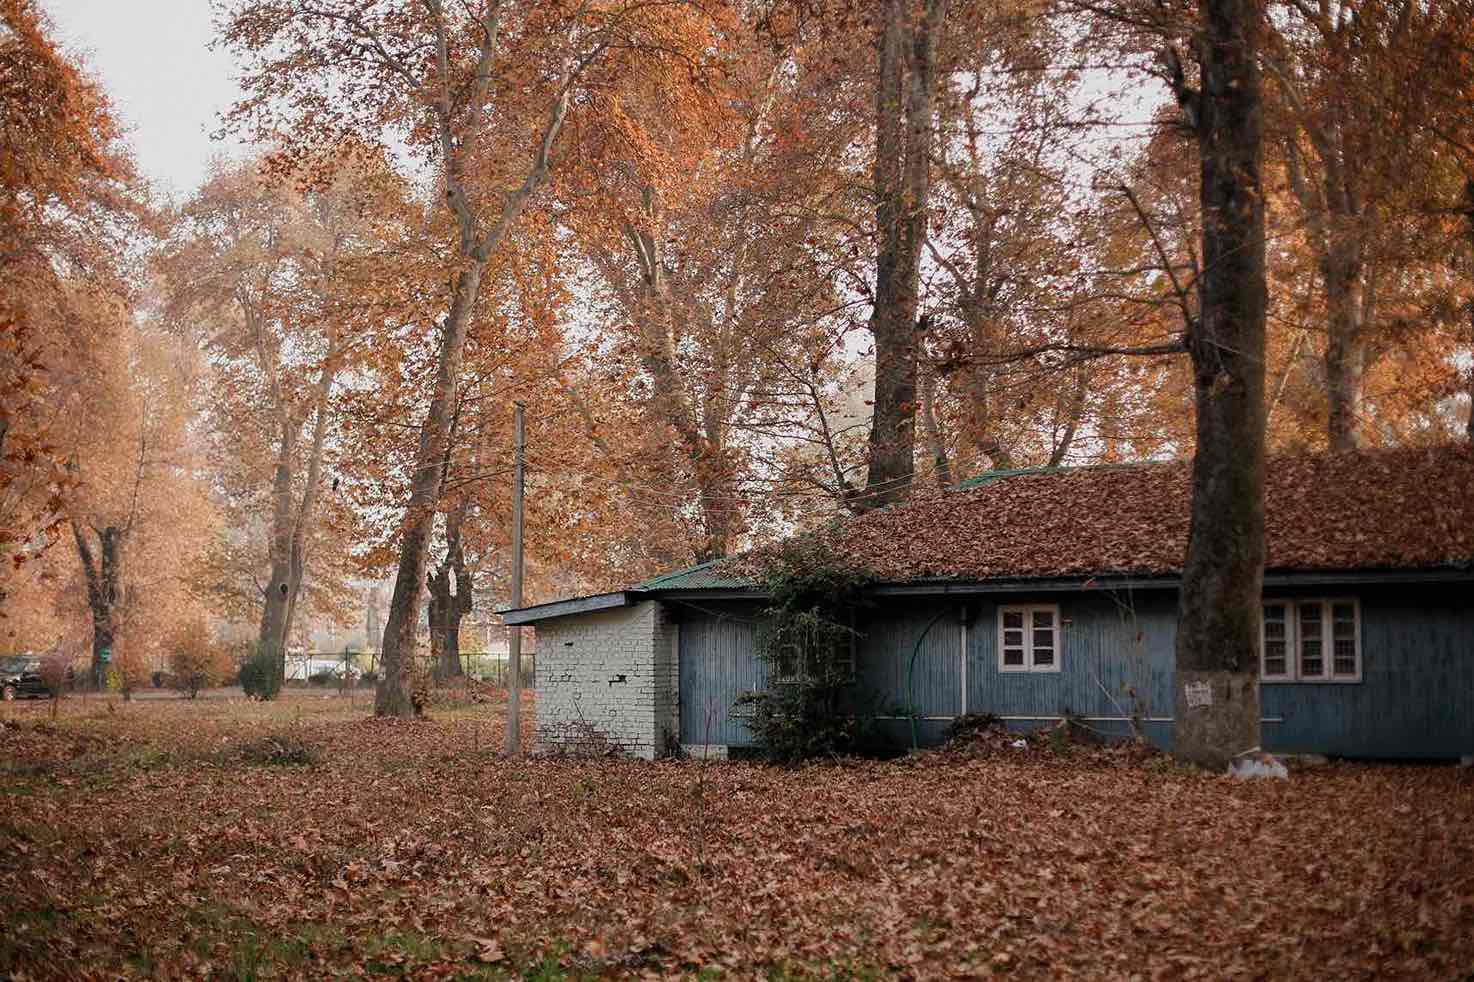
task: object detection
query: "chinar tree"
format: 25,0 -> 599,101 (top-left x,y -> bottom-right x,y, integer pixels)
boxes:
219,0 -> 733,724
1164,0 -> 1269,768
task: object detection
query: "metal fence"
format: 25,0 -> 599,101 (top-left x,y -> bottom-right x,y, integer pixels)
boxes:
290,650 -> 535,690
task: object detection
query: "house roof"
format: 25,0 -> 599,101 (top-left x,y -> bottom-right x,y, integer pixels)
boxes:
504,444 -> 1474,622
631,559 -> 751,592
719,444 -> 1474,585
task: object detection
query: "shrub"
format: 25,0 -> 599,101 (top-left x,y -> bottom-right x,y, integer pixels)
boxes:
239,644 -> 283,700
943,712 -> 1003,742
167,619 -> 233,698
741,541 -> 875,764
308,668 -> 336,687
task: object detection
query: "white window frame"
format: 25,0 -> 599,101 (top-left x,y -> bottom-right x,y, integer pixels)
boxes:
1260,601 -> 1293,681
1259,597 -> 1362,683
997,604 -> 1062,674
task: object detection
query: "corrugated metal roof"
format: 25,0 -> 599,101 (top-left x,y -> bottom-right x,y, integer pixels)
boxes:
954,465 -> 1063,489
633,559 -> 754,591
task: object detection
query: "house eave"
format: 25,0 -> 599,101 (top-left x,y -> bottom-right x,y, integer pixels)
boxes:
500,591 -> 638,625
654,567 -> 1474,604
875,568 -> 1474,595
505,567 -> 1474,624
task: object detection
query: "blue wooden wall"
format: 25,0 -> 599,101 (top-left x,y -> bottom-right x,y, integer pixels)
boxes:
670,583 -> 1474,758
676,603 -> 764,747
1261,587 -> 1474,758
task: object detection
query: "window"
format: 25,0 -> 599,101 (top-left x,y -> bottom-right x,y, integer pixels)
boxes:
998,604 -> 1061,673
1260,598 -> 1360,682
765,615 -> 857,684
1261,602 -> 1290,679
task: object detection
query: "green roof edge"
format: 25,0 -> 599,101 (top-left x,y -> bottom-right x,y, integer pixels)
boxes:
632,557 -> 750,591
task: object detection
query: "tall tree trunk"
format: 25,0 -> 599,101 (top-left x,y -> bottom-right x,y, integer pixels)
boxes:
71,521 -> 122,685
1322,237 -> 1365,451
427,495 -> 472,680
862,0 -> 948,509
918,358 -> 952,485
373,8 -> 571,716
258,412 -> 304,672
618,189 -> 737,562
956,359 -> 1012,474
1278,120 -> 1368,451
1169,0 -> 1267,770
1466,177 -> 1474,442
282,372 -> 336,659
377,263 -> 485,717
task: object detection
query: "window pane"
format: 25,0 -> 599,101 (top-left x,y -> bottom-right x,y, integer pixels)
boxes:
1033,648 -> 1054,666
1264,639 -> 1287,677
1262,603 -> 1289,677
1003,647 -> 1024,666
1003,610 -> 1024,629
1032,629 -> 1053,648
1299,604 -> 1325,677
1032,609 -> 1054,628
1331,603 -> 1357,676
1004,629 -> 1024,647
1300,640 -> 1323,677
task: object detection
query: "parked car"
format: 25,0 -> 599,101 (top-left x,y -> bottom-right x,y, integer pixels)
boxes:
0,654 -> 53,700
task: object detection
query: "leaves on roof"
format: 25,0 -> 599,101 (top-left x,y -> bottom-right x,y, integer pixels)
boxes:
722,445 -> 1474,585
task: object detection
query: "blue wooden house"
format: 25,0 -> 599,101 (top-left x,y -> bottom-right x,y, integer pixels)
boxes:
505,445 -> 1474,760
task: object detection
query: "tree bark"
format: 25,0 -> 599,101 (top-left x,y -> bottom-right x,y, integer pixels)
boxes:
377,262 -> 485,717
1271,45 -> 1371,452
256,351 -> 336,677
918,358 -> 952,485
1047,366 -> 1091,468
258,411 -> 305,670
1322,236 -> 1365,451
1169,0 -> 1267,770
375,6 -> 571,716
617,188 -> 739,561
1466,177 -> 1474,442
71,521 -> 121,684
427,495 -> 472,680
862,0 -> 948,509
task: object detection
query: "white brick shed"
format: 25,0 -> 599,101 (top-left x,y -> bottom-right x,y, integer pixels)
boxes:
507,594 -> 680,759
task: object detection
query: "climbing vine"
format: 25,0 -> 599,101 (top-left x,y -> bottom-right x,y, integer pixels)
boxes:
737,541 -> 875,762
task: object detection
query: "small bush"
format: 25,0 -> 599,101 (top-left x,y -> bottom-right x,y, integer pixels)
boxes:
738,684 -> 871,765
308,669 -> 336,687
359,669 -> 378,686
944,713 -> 1003,742
168,619 -> 233,698
239,645 -> 283,700
741,541 -> 875,763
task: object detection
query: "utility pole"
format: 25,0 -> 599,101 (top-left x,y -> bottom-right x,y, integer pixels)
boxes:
506,401 -> 525,757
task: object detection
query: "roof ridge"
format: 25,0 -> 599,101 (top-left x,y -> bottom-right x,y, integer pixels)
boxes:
633,557 -> 728,590
954,457 -> 1179,491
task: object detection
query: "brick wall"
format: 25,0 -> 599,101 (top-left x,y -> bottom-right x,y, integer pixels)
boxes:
533,600 -> 679,759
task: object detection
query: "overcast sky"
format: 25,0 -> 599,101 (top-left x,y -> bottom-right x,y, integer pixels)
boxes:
46,0 -> 250,199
